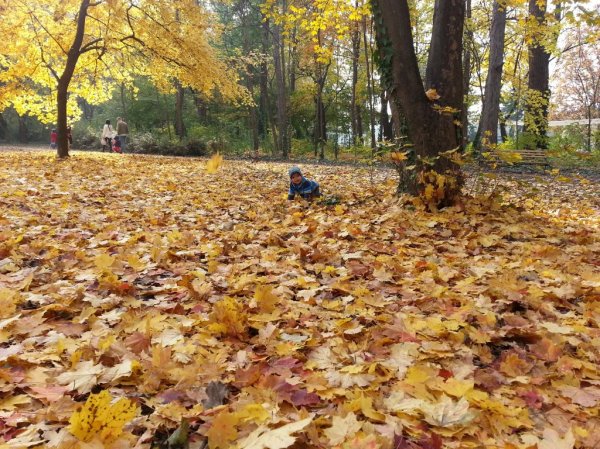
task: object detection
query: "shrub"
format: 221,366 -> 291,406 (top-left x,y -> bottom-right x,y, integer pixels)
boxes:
127,133 -> 208,157
72,127 -> 101,150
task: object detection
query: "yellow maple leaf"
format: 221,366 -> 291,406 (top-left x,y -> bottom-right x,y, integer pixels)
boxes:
254,285 -> 279,313
207,411 -> 240,449
390,151 -> 409,163
236,403 -> 270,424
206,153 -> 224,174
209,296 -> 247,337
0,288 -> 17,319
69,390 -> 137,443
94,253 -> 115,271
345,395 -> 386,422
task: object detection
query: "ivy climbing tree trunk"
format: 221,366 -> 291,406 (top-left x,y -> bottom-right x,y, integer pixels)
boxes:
524,0 -> 551,150
475,0 -> 507,150
373,0 -> 465,208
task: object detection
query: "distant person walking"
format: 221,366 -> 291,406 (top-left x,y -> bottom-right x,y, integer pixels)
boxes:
116,117 -> 129,153
101,120 -> 114,152
50,129 -> 57,149
66,126 -> 73,149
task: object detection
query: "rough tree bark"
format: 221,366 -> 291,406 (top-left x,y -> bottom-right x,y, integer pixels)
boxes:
373,0 -> 465,207
524,0 -> 550,149
475,0 -> 507,150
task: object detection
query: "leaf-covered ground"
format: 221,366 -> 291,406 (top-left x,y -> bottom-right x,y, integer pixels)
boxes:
1,151 -> 599,449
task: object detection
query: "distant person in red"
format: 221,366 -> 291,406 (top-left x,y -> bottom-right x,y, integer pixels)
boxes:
112,135 -> 122,153
50,129 -> 57,149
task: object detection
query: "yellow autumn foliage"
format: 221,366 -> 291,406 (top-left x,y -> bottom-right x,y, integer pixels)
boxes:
0,0 -> 247,125
206,153 -> 224,174
209,296 -> 248,337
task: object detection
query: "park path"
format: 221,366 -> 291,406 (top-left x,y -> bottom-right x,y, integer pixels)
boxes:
1,144 -> 599,184
0,144 -> 51,152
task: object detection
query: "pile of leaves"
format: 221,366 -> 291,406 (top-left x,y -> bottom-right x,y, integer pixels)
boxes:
0,151 -> 599,449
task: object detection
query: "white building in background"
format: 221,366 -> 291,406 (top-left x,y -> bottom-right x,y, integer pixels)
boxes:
548,118 -> 600,130
506,118 -> 600,137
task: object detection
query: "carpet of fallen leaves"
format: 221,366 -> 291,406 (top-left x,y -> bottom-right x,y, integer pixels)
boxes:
1,151 -> 599,449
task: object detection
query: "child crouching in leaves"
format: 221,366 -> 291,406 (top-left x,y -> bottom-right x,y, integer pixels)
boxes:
112,135 -> 122,153
288,166 -> 321,201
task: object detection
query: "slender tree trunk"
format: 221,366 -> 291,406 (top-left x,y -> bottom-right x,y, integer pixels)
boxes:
314,87 -> 326,159
475,0 -> 507,150
499,111 -> 508,142
17,115 -> 28,143
587,107 -> 593,152
289,27 -> 298,94
363,17 -> 376,152
161,94 -> 172,140
259,21 -> 271,140
373,0 -> 464,206
524,0 -> 550,149
461,0 -> 472,147
56,0 -> 92,158
272,17 -> 289,158
0,113 -> 7,140
193,91 -> 208,122
350,24 -> 361,146
175,82 -> 186,140
120,83 -> 127,117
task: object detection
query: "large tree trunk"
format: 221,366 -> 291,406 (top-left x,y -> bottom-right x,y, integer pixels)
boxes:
373,0 -> 464,207
524,0 -> 550,149
56,0 -> 92,158
174,82 -> 186,140
426,0 -> 465,112
475,0 -> 507,150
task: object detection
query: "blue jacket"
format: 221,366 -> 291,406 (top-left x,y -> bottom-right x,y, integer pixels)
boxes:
288,177 -> 320,200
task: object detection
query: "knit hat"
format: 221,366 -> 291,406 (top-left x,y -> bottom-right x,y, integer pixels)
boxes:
288,166 -> 302,178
